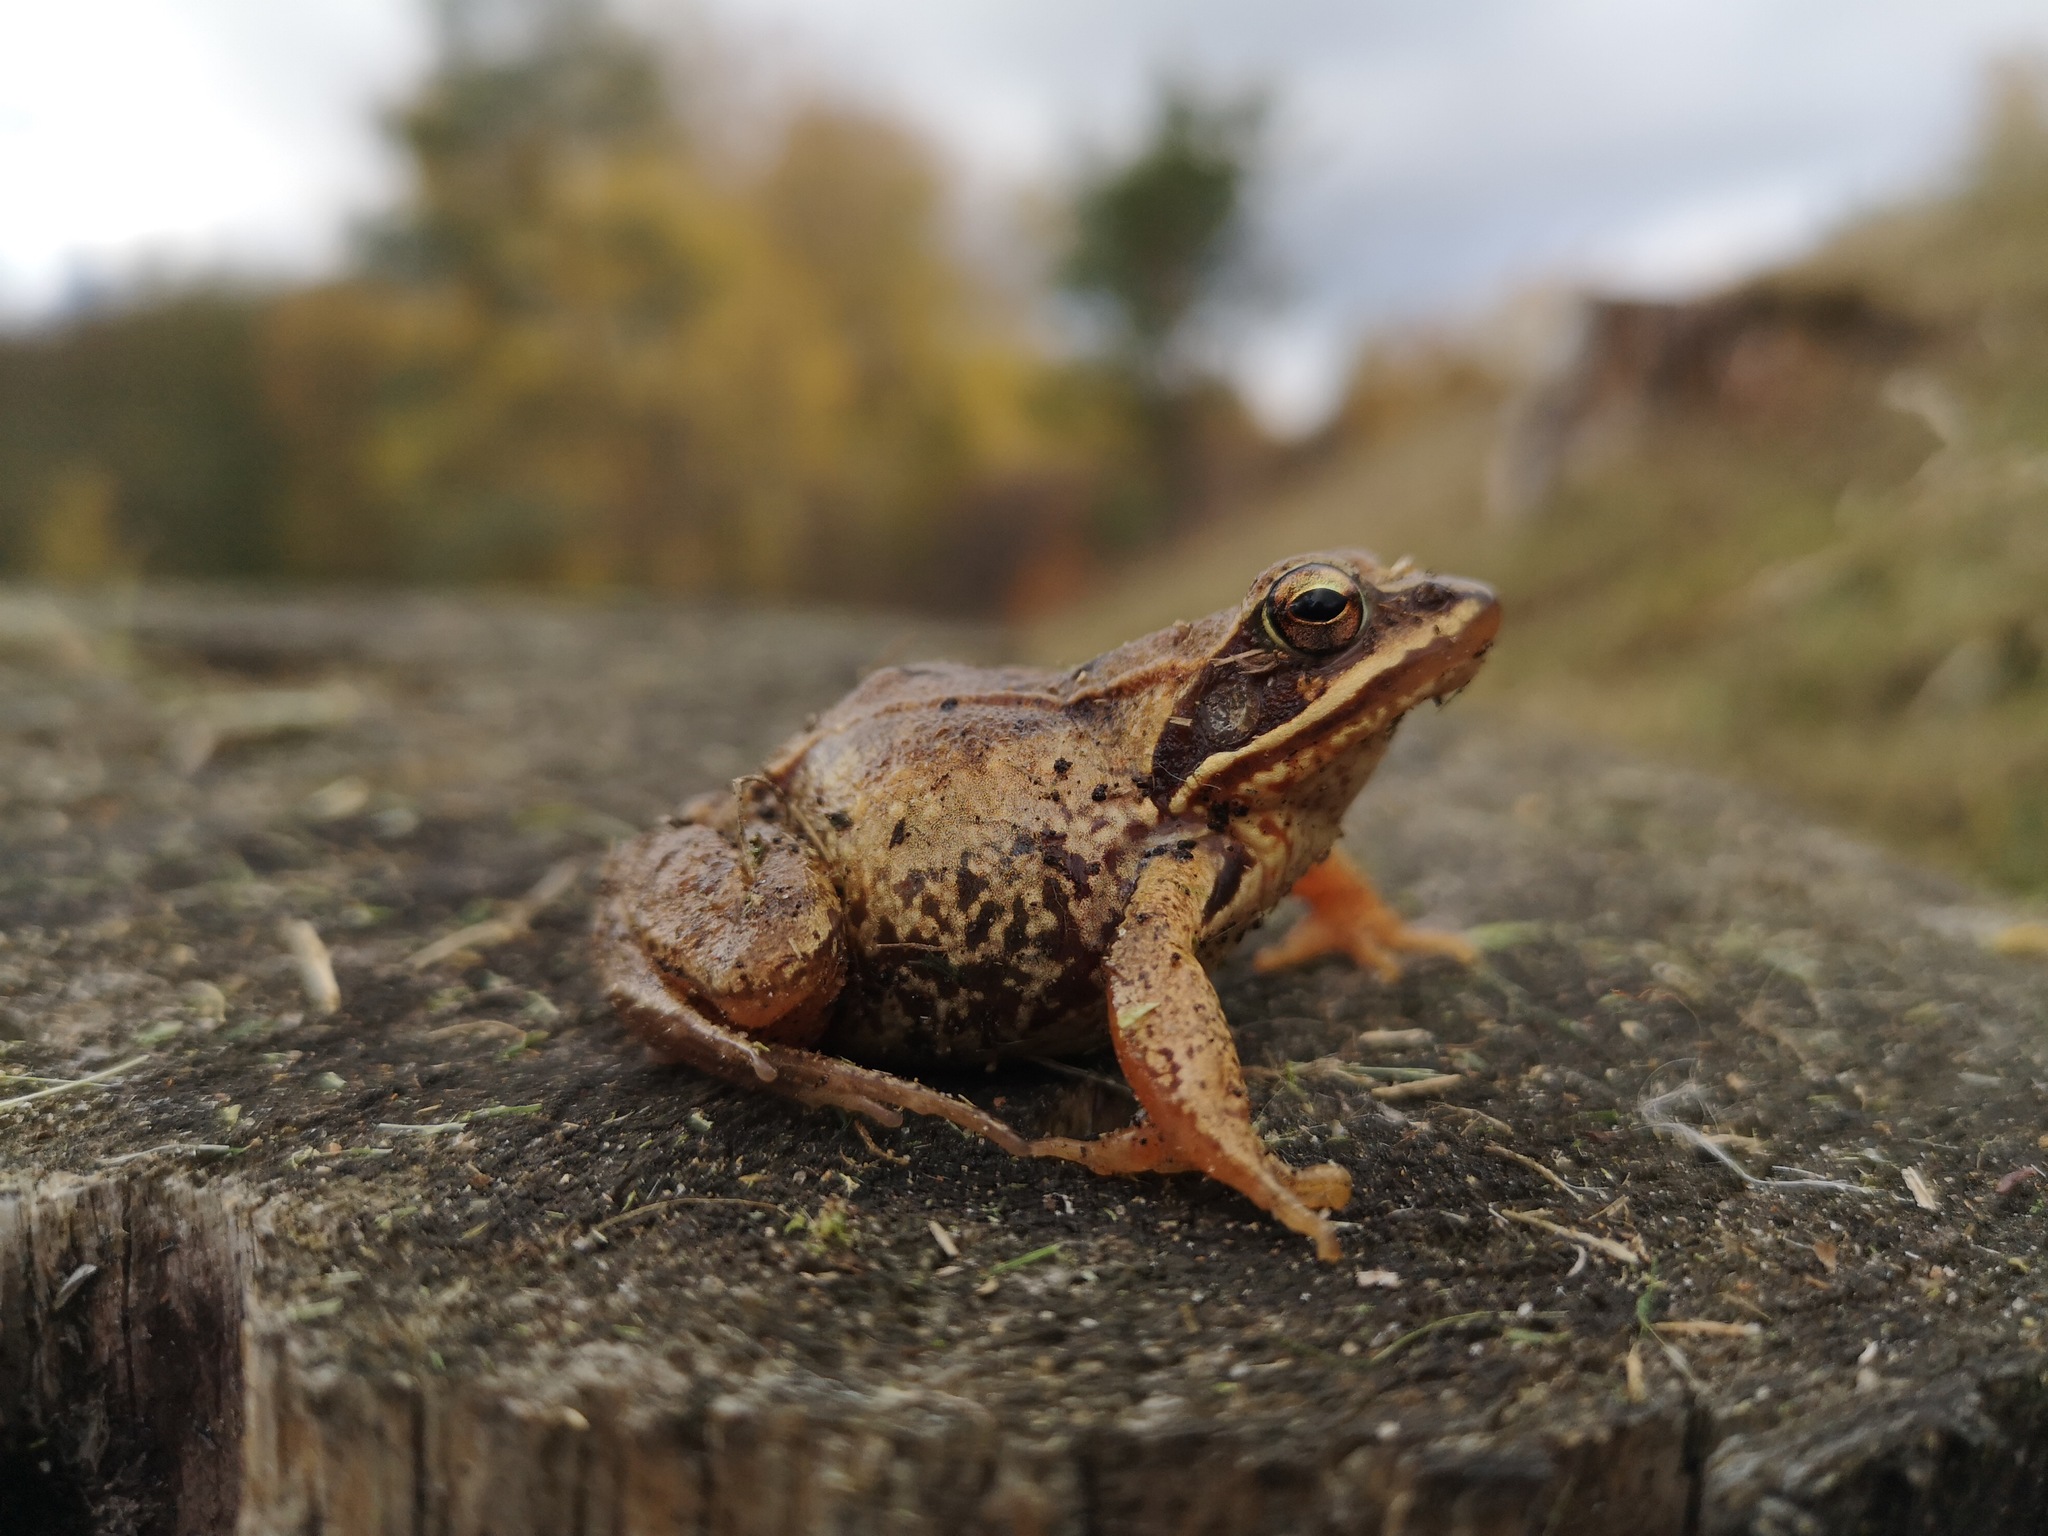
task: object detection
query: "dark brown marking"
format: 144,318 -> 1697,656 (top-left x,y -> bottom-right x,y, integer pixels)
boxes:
956,852 -> 988,909
964,901 -> 999,948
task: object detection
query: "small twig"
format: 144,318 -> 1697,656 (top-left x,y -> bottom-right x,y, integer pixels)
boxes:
375,1121 -> 466,1136
1484,1143 -> 1601,1202
927,1220 -> 961,1260
855,1121 -> 910,1164
0,1054 -> 150,1113
280,920 -> 341,1016
1495,1207 -> 1643,1266
409,858 -> 582,969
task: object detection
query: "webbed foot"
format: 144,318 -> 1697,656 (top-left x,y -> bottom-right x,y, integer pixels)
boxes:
1254,846 -> 1476,981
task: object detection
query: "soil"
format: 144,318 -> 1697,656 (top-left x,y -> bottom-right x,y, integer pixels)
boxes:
3,585 -> 2048,1535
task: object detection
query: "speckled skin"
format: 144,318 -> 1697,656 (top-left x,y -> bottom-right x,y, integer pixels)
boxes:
603,551 -> 1500,1069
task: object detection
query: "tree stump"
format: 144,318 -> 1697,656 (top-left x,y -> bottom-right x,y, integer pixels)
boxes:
3,587 -> 2047,1535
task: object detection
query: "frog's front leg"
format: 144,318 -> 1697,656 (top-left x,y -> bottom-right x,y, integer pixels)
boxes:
596,823 -> 1030,1154
1253,845 -> 1477,981
1036,843 -> 1351,1262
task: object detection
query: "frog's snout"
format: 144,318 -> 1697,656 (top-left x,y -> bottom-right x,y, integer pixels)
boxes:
1400,574 -> 1501,648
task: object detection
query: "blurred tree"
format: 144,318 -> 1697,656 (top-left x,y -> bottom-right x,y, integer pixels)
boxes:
264,0 -> 1063,603
1060,84 -> 1264,387
269,1 -> 841,590
1057,83 -> 1270,540
0,291 -> 281,578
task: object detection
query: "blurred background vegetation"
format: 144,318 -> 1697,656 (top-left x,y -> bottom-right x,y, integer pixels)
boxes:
2,1 -> 2046,899
0,0 -> 1272,614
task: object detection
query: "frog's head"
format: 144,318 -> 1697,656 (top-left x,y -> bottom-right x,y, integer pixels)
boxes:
1149,550 -> 1499,816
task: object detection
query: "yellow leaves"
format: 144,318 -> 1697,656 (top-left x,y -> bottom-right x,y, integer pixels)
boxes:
258,71 -> 1084,607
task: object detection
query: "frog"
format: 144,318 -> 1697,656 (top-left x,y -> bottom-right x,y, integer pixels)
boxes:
595,550 -> 1500,1260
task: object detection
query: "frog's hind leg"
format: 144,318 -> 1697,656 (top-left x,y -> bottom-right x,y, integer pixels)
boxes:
1040,845 -> 1352,1261
596,907 -> 1032,1155
1253,845 -> 1476,982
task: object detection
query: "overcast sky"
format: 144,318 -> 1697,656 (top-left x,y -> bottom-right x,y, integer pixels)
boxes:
4,1 -> 2046,428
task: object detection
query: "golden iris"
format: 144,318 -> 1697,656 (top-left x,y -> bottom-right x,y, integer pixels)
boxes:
1265,564 -> 1365,653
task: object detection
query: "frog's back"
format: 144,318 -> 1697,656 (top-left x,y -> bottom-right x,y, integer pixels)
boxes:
773,662 -> 1160,1067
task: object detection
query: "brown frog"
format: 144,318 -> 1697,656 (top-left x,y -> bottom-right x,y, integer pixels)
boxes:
595,551 -> 1499,1259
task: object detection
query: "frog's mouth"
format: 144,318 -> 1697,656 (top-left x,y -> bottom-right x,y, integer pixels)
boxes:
1162,574 -> 1500,815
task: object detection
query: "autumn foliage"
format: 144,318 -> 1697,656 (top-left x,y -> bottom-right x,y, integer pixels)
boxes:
0,9 -> 1277,612
261,21 -> 1077,603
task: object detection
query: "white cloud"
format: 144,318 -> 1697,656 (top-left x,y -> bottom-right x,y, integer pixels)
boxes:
3,0 -> 2047,425
0,0 -> 425,315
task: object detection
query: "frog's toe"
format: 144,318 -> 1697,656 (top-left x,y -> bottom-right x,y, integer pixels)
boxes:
1283,1160 -> 1352,1211
1027,1121 -> 1198,1176
1257,847 -> 1473,980
1253,912 -> 1404,981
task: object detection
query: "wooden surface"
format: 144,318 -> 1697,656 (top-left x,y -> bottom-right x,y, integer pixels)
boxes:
3,587 -> 2048,1536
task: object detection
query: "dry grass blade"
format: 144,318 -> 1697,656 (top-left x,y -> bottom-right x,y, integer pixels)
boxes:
1271,1058 -> 1443,1088
1354,1028 -> 1436,1052
1653,1319 -> 1762,1340
1366,1310 -> 1495,1366
1903,1166 -> 1940,1210
1639,1084 -> 1869,1194
1495,1207 -> 1643,1266
99,1142 -> 237,1166
1433,1103 -> 1513,1134
281,919 -> 341,1016
0,1054 -> 150,1113
1371,1073 -> 1467,1103
1484,1143 -> 1600,1202
410,857 -> 583,970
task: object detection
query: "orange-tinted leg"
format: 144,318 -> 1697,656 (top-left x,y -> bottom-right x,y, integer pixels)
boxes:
1068,845 -> 1352,1261
597,906 -> 1032,1155
1254,846 -> 1476,982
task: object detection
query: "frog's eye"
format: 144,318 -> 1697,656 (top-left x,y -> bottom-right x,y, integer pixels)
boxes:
1265,564 -> 1366,653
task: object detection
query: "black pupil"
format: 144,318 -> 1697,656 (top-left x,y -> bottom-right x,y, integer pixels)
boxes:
1287,586 -> 1349,624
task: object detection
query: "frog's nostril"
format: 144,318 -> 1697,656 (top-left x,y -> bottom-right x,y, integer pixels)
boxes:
1410,583 -> 1457,613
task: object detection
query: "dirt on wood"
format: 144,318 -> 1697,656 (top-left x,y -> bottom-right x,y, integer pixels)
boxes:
3,586 -> 2048,1535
